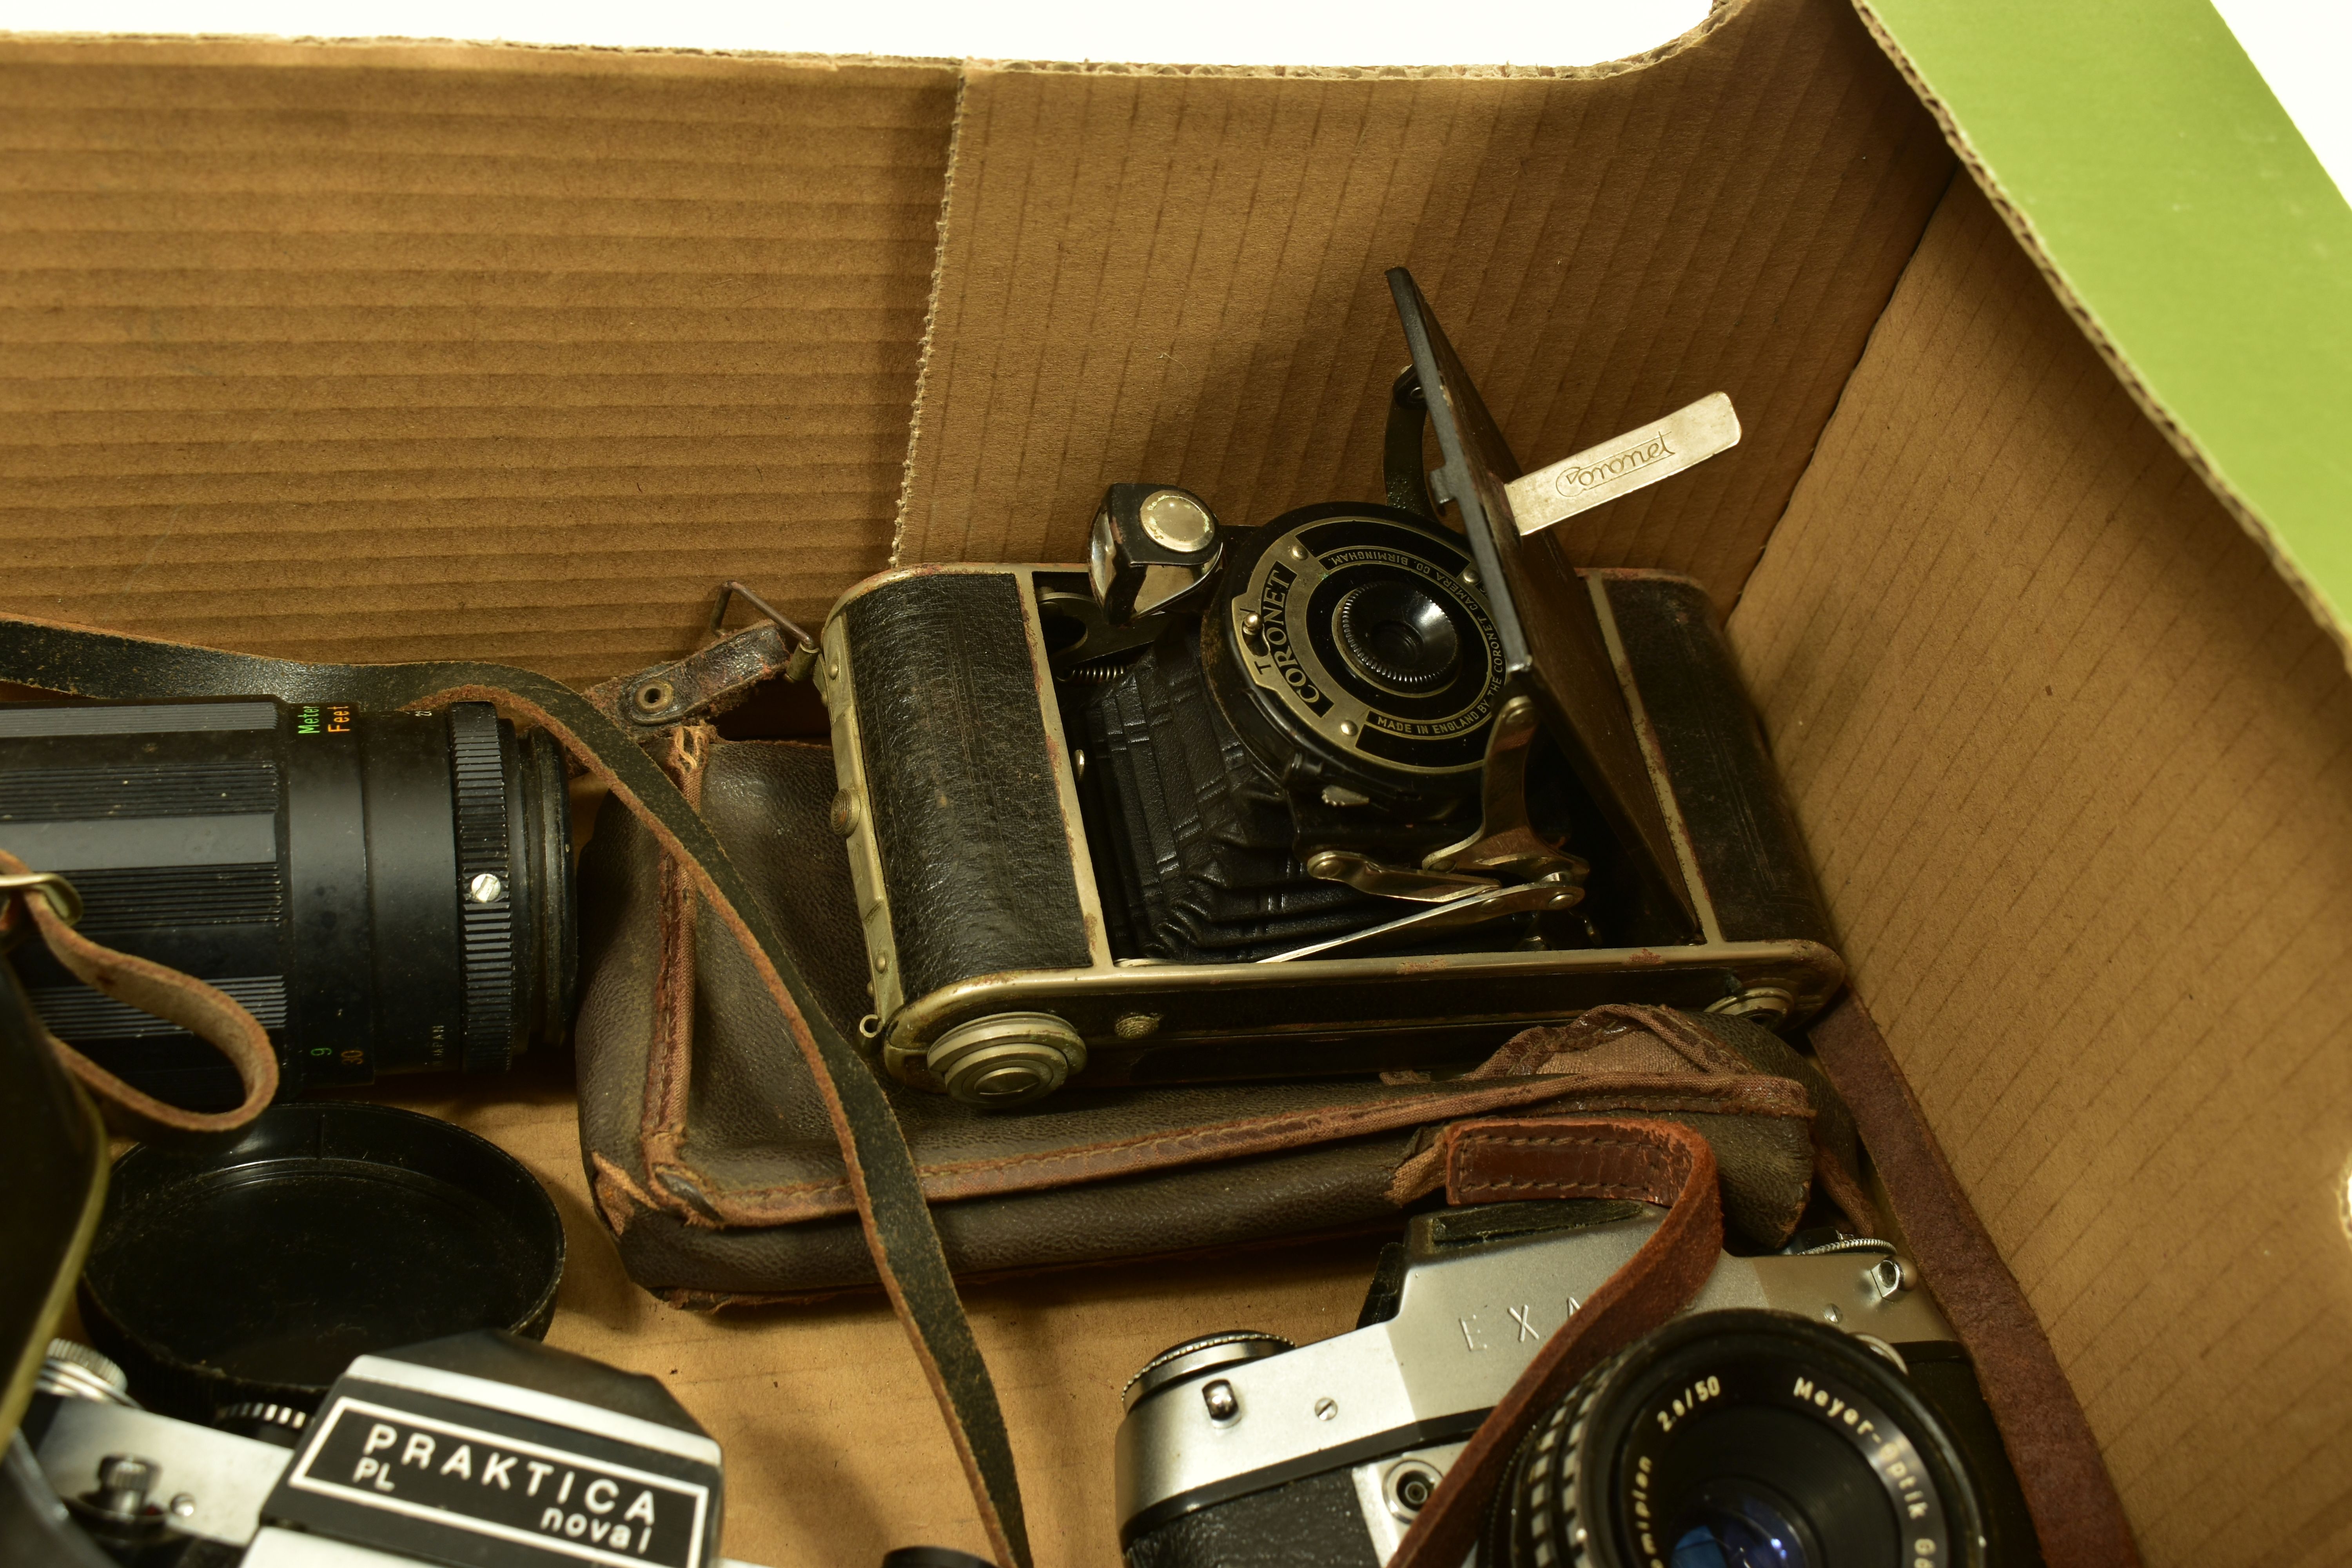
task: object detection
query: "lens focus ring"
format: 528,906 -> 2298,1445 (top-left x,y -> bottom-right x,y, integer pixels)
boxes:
448,703 -> 516,1073
1492,1347 -> 1614,1568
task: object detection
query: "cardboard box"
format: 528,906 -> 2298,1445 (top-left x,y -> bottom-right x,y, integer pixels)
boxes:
6,0 -> 2348,1562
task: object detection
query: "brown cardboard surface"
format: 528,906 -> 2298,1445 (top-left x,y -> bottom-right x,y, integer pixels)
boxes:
354,1058 -> 1384,1567
1729,177 -> 2352,1566
893,0 -> 1952,614
11,5 -> 2343,1564
0,38 -> 956,684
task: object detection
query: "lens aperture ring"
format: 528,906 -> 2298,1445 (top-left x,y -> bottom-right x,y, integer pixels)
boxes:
1499,1352 -> 1615,1568
448,703 -> 516,1073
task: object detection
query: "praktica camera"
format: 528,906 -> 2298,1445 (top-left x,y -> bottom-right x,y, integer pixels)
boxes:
18,1330 -> 722,1568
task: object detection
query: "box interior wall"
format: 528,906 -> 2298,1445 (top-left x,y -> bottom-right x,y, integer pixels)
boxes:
5,3 -> 2346,1563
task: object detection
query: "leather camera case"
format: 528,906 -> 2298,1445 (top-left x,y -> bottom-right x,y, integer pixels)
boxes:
573,729 -> 1863,1304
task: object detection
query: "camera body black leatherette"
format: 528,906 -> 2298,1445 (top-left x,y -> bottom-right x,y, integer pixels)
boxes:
836,572 -> 1093,1004
1125,1473 -> 1379,1568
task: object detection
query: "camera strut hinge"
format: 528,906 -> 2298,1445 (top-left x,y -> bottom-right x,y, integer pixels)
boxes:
1422,693 -> 1586,884
1300,694 -> 1584,901
1282,696 -> 1589,960
1384,366 -> 1441,521
588,580 -> 818,737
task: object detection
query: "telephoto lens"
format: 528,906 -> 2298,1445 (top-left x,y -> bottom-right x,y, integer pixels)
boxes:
1487,1310 -> 1991,1568
0,697 -> 575,1108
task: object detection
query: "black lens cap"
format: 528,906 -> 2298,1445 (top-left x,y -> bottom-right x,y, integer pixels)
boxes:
78,1101 -> 565,1423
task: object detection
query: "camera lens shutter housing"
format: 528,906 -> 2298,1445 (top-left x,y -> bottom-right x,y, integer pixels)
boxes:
1211,505 -> 1503,806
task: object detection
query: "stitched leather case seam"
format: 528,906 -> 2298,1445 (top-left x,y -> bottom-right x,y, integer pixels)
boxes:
665,1077 -> 1812,1225
638,726 -> 710,1190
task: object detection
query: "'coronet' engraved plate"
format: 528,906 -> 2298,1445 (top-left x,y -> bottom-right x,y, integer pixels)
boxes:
1504,392 -> 1742,535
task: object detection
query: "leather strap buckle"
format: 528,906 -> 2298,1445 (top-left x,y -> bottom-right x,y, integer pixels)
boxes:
588,579 -> 819,735
0,869 -> 83,949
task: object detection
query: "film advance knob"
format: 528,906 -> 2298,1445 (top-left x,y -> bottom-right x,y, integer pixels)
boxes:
1138,490 -> 1216,553
924,1012 -> 1088,1107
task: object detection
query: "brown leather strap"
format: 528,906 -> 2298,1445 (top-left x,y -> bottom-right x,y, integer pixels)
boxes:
0,848 -> 278,1138
0,612 -> 1032,1568
1388,1117 -> 1723,1568
1811,997 -> 2140,1568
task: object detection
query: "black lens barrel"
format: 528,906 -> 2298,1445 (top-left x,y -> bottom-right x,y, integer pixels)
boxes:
0,696 -> 575,1108
1486,1310 -> 1990,1568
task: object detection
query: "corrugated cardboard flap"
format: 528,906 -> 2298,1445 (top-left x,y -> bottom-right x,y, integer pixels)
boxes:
1857,0 -> 2352,668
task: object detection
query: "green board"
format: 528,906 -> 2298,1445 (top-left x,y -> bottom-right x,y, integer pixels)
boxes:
1860,0 -> 2352,638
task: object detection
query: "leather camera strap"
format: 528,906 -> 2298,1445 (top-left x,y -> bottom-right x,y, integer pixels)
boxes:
1,846 -> 281,1138
0,611 -> 1033,1568
1388,1116 -> 1724,1568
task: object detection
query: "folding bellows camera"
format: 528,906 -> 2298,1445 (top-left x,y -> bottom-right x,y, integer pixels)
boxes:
823,272 -> 1843,1104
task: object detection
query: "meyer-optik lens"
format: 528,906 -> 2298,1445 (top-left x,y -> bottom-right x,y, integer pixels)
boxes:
1486,1310 -> 1987,1568
0,697 -> 576,1108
